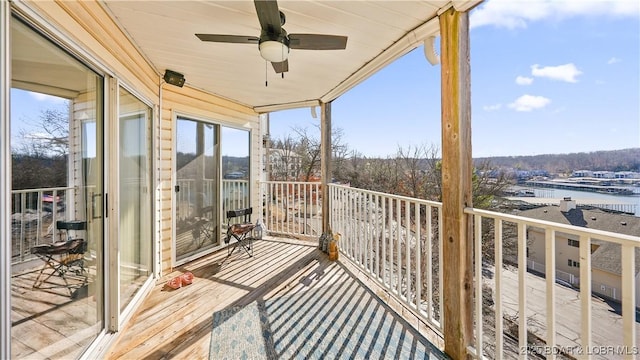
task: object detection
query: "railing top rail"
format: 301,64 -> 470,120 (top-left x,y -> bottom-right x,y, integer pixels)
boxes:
261,181 -> 322,186
466,207 -> 640,246
11,186 -> 74,194
328,183 -> 442,208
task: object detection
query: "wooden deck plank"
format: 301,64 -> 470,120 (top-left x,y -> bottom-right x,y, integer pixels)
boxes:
106,238 -> 443,359
107,239 -> 320,359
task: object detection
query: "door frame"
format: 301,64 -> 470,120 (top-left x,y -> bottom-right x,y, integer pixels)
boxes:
171,111 -> 224,266
107,78 -> 157,332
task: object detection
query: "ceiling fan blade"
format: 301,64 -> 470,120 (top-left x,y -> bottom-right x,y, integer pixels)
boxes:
254,0 -> 282,34
195,34 -> 259,44
288,34 -> 348,50
271,60 -> 289,74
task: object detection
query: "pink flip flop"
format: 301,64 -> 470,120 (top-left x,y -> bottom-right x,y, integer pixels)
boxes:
181,271 -> 194,286
165,276 -> 182,290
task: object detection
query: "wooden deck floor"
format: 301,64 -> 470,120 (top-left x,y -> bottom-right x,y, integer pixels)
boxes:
106,238 -> 443,359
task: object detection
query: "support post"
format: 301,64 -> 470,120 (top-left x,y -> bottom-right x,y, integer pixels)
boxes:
320,102 -> 332,233
440,7 -> 473,359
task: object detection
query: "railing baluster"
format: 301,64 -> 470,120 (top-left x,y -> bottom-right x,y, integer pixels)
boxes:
545,228 -> 556,360
382,195 -> 387,286
388,197 -> 393,291
36,190 -> 43,244
621,243 -> 636,358
518,222 -> 527,359
494,218 -> 503,359
20,192 -> 26,262
579,234 -> 592,353
396,198 -> 401,295
353,188 -> 357,261
474,214 -> 483,359
405,199 -> 410,303
426,204 -> 433,320
438,206 -> 444,327
367,192 -> 371,272
415,202 -> 421,311
372,193 -> 376,275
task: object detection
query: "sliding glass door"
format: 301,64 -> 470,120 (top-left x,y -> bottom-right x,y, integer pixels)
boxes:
10,17 -> 104,359
118,87 -> 152,311
175,117 -> 220,262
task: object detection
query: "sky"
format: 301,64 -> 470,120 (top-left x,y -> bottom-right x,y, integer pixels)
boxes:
268,0 -> 640,158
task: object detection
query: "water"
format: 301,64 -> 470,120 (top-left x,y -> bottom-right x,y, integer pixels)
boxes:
530,186 -> 640,217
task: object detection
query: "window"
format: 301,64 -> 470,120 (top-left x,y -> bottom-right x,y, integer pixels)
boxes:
568,259 -> 580,268
568,239 -> 579,247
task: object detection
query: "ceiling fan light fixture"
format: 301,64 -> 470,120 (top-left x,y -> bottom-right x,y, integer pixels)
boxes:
259,40 -> 289,62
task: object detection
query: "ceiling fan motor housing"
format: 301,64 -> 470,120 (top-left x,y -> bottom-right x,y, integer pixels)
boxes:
259,29 -> 290,62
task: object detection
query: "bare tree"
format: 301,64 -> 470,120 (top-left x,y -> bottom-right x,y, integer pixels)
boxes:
396,145 -> 425,198
16,107 -> 70,157
269,136 -> 300,180
293,126 -> 321,181
12,107 -> 70,190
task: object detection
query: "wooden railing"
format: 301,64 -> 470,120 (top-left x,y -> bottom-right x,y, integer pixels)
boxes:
328,184 -> 445,334
175,179 -> 249,221
466,208 -> 639,359
323,183 -> 639,359
11,186 -> 72,264
261,181 -> 322,239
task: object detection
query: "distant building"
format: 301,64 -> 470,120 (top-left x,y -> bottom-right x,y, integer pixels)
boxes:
267,148 -> 302,180
592,171 -> 615,179
521,198 -> 640,307
614,171 -> 640,179
571,170 -> 593,177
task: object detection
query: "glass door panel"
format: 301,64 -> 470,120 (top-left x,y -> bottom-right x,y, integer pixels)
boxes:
175,117 -> 219,262
10,17 -> 104,359
118,88 -> 152,311
221,127 -> 250,219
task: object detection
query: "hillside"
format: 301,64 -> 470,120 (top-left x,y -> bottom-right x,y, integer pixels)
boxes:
474,148 -> 640,174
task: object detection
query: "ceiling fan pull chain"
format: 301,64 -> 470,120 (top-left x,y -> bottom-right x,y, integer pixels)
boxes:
265,60 -> 268,87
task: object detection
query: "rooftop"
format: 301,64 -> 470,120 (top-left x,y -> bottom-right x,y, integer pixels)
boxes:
520,205 -> 640,275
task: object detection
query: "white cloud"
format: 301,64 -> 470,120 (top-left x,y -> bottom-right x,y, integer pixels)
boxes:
508,94 -> 551,112
29,92 -> 67,104
471,0 -> 640,29
607,57 -> 621,64
483,103 -> 502,111
531,63 -> 582,83
516,76 -> 534,85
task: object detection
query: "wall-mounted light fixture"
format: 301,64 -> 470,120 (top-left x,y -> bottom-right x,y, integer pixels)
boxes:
163,69 -> 185,87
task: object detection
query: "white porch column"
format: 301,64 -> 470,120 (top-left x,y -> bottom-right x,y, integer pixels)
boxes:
1,0 -> 11,358
440,7 -> 473,359
320,101 -> 332,233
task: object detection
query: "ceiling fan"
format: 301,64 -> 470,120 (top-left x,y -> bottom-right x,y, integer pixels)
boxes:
196,0 -> 348,74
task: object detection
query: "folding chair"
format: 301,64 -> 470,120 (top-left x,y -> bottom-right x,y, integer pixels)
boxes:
224,208 -> 255,258
31,238 -> 88,296
191,205 -> 216,246
32,220 -> 87,296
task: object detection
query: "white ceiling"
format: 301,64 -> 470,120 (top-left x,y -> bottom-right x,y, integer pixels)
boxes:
104,1 -> 481,113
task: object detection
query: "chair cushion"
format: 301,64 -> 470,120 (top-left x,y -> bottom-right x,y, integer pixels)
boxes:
31,239 -> 85,255
230,223 -> 255,235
